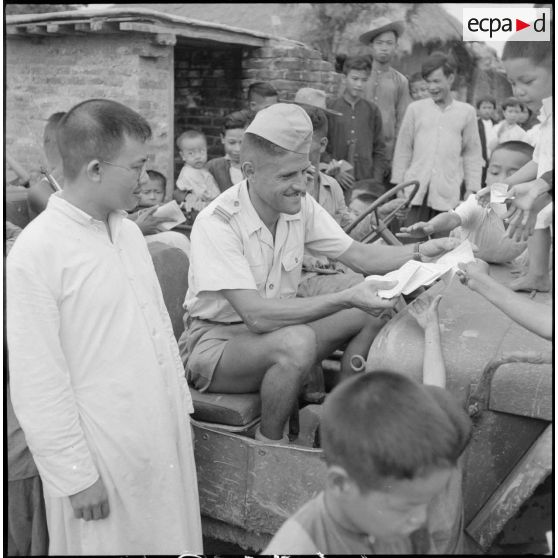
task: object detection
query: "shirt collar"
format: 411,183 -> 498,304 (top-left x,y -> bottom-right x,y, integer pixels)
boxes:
48,192 -> 127,234
342,94 -> 362,108
239,180 -> 301,235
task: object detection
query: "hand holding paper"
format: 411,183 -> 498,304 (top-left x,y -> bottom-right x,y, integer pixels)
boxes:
152,201 -> 187,231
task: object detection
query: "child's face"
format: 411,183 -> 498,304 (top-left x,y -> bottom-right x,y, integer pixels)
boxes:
517,106 -> 529,124
485,148 -> 530,187
478,101 -> 495,120
221,128 -> 244,164
503,57 -> 552,109
249,94 -> 278,113
338,467 -> 453,540
410,80 -> 430,101
139,178 -> 165,207
344,69 -> 370,99
180,136 -> 207,169
503,104 -> 521,124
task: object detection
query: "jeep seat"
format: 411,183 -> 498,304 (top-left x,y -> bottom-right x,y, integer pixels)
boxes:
148,241 -> 261,430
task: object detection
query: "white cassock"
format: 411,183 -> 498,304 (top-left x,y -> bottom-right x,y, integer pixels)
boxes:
7,193 -> 203,555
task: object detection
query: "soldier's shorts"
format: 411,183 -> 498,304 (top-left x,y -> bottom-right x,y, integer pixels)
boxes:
297,268 -> 364,297
178,315 -> 250,392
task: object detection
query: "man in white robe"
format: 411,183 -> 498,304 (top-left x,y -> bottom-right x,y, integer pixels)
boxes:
7,99 -> 203,555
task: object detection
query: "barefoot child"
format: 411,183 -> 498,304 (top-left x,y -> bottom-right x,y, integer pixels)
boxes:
397,141 -> 533,264
264,295 -> 471,554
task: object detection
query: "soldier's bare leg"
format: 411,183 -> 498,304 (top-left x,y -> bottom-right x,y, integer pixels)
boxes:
209,325 -> 317,440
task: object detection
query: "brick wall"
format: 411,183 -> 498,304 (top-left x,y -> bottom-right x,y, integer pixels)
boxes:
174,44 -> 244,176
5,34 -> 175,194
242,40 -> 342,102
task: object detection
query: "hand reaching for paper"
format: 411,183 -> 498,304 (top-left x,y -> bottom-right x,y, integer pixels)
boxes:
408,294 -> 443,330
134,205 -> 168,235
397,221 -> 435,239
420,236 -> 462,259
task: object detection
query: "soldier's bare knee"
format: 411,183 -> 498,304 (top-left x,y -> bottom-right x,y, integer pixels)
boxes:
274,326 -> 317,372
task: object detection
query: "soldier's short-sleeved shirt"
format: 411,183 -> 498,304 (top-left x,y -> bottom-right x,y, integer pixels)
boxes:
184,180 -> 354,322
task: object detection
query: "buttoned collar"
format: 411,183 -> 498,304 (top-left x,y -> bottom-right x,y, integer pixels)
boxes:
48,192 -> 127,238
428,96 -> 455,112
342,94 -> 363,109
238,180 -> 300,235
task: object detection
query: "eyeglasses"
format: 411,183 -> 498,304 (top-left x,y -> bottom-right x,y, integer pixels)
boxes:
101,159 -> 149,180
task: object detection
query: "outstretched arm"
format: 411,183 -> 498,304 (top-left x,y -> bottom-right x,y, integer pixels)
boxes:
408,295 -> 446,388
457,261 -> 552,340
397,212 -> 462,239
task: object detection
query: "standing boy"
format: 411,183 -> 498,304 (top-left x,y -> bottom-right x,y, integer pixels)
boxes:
391,52 -> 483,228
264,295 -> 471,554
487,97 -> 527,154
7,99 -> 202,554
476,96 -> 497,187
359,17 -> 411,171
326,56 -> 387,190
207,109 -> 253,192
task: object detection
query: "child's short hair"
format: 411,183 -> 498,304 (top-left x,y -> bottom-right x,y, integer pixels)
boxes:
422,51 -> 456,79
298,105 -> 328,137
57,99 -> 151,181
44,112 -> 66,139
501,96 -> 523,111
146,169 -> 166,188
491,140 -> 534,161
502,32 -> 553,68
222,109 -> 254,134
408,72 -> 425,85
476,96 -> 496,109
247,82 -> 278,102
343,55 -> 372,75
351,190 -> 377,205
321,371 -> 472,492
176,129 -> 206,150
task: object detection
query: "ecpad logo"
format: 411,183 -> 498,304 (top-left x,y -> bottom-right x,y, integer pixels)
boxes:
463,8 -> 550,42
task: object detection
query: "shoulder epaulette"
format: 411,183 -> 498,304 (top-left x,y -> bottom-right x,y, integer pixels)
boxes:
213,205 -> 233,223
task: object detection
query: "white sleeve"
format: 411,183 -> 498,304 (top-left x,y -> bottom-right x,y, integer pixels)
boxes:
7,249 -> 99,498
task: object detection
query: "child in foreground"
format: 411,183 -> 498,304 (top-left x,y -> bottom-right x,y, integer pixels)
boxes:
397,141 -> 533,264
174,129 -> 220,219
264,296 -> 472,555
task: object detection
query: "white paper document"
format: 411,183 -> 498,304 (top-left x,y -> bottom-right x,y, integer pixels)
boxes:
152,201 -> 186,231
490,182 -> 510,204
365,240 -> 476,298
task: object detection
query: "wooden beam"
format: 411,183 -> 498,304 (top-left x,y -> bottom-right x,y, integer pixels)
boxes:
466,424 -> 552,551
155,33 -> 176,46
118,21 -> 266,47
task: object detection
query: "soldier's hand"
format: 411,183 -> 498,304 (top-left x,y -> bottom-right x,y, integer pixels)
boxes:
337,169 -> 355,191
69,477 -> 110,521
348,280 -> 400,314
397,221 -> 434,239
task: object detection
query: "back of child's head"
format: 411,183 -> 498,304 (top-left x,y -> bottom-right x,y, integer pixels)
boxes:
476,96 -> 496,110
222,109 -> 254,135
502,32 -> 553,68
490,140 -> 534,167
421,51 -> 456,79
501,96 -> 522,111
321,371 -> 471,492
298,105 -> 328,138
409,72 -> 425,86
247,82 -> 278,103
146,169 -> 166,189
43,111 -> 66,166
176,129 -> 206,150
343,55 -> 372,75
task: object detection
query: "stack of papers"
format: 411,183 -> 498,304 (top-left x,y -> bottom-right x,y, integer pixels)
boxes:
365,240 -> 476,298
152,201 -> 187,231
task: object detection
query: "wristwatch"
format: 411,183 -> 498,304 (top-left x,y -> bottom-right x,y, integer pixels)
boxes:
412,242 -> 423,262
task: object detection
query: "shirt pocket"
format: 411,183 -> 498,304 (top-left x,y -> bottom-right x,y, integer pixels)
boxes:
281,248 -> 303,298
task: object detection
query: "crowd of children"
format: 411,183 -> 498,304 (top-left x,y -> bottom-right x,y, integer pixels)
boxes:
5,16 -> 552,557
